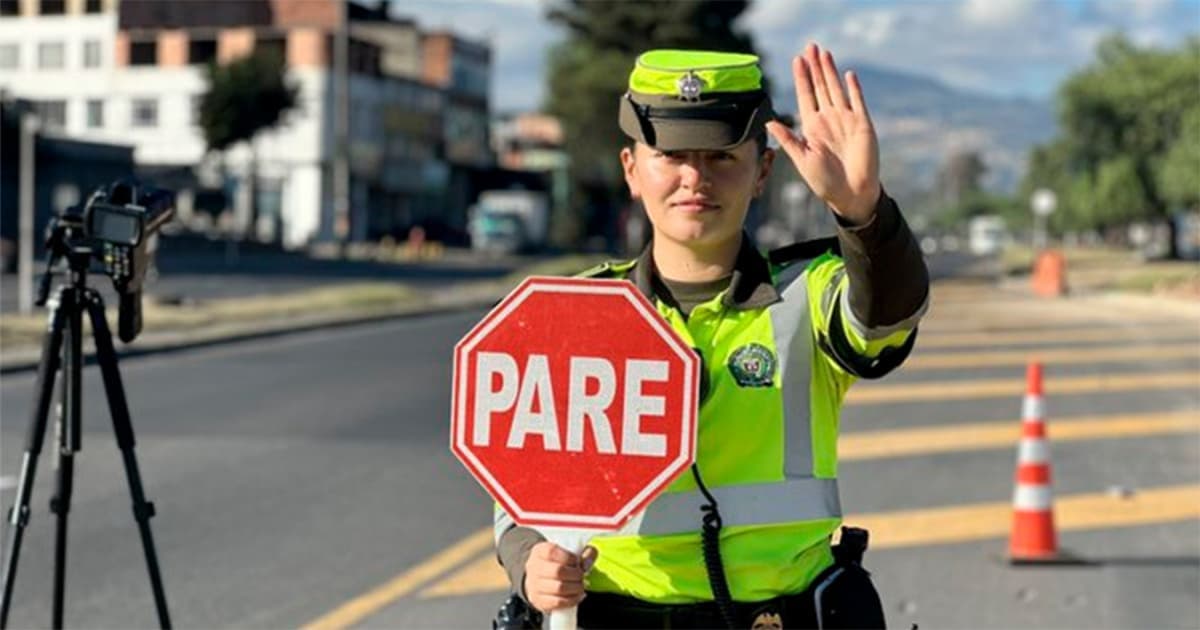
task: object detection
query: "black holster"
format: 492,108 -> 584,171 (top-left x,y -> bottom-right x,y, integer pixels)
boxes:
493,592 -> 544,630
811,526 -> 886,629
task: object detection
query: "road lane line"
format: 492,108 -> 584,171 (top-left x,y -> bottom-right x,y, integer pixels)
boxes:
846,371 -> 1200,405
410,410 -> 1199,599
905,345 -> 1200,371
839,410 -> 1200,461
852,484 -> 1200,549
415,484 -> 1200,600
300,527 -> 493,630
917,327 -> 1198,349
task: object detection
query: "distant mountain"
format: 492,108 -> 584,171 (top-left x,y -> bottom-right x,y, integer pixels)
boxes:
776,62 -> 1058,196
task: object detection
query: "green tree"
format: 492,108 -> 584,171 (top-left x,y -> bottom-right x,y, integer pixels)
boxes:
544,0 -> 761,247
1020,34 -> 1200,256
198,51 -> 299,239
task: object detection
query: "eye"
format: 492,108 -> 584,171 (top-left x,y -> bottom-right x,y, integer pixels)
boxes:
713,151 -> 736,161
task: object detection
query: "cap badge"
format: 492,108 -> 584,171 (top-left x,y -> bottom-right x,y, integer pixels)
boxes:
677,71 -> 706,101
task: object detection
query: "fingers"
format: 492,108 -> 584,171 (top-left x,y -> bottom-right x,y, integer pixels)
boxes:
793,54 -> 817,116
805,43 -> 832,111
846,70 -> 870,118
821,49 -> 851,111
524,542 -> 595,613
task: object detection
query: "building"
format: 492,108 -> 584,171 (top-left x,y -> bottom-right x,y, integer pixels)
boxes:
0,0 -> 493,248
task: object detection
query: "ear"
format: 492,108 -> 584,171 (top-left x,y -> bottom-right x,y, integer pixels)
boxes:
620,146 -> 641,200
754,148 -> 775,197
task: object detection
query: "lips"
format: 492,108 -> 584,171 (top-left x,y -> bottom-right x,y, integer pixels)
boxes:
671,198 -> 719,212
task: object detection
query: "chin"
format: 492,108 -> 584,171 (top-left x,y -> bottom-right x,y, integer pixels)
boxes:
661,220 -> 738,246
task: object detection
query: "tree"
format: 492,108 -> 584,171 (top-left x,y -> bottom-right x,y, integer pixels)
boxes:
198,51 -> 299,239
543,0 -> 762,247
1020,34 -> 1200,256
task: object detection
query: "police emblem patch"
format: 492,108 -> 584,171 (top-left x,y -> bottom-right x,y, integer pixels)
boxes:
728,343 -> 776,387
677,71 -> 706,101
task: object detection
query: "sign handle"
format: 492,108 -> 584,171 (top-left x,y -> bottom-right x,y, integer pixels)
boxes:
541,528 -> 592,630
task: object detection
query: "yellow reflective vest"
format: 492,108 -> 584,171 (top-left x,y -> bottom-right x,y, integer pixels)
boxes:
495,238 -> 923,604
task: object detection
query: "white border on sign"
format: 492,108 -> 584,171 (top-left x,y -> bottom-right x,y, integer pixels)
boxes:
452,278 -> 699,528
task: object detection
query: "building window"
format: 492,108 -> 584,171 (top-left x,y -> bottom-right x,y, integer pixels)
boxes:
83,40 -> 101,68
129,40 -> 156,66
39,0 -> 65,15
188,38 -> 216,65
131,98 -> 157,128
86,99 -> 103,128
0,1 -> 18,17
84,0 -> 102,13
32,100 -> 66,129
0,43 -> 18,69
38,42 -> 64,69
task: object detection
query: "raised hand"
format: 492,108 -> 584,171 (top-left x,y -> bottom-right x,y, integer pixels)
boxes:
766,43 -> 881,225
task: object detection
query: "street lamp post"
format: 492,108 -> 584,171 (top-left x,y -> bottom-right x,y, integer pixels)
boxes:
1031,188 -> 1057,251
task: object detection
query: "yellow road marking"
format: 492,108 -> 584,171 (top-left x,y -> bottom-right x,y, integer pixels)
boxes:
300,528 -> 493,630
420,552 -> 507,598
846,371 -> 1200,405
839,410 -> 1200,460
854,484 -> 1200,549
917,327 -> 1199,349
905,344 -> 1200,370
414,484 -> 1200,600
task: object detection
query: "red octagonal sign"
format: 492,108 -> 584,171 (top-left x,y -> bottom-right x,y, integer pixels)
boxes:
452,276 -> 700,531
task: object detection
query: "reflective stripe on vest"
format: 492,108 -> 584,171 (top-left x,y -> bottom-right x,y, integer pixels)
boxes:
771,265 -> 816,478
617,477 -> 842,536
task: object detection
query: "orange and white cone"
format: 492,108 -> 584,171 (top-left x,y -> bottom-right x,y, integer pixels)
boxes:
1008,362 -> 1060,562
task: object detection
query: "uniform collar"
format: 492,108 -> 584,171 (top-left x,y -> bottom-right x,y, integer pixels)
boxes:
631,233 -> 781,310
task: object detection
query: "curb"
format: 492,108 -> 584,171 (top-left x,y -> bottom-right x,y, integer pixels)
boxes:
0,284 -> 504,375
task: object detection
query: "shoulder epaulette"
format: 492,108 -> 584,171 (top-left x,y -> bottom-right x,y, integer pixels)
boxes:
573,260 -> 633,279
768,236 -> 841,267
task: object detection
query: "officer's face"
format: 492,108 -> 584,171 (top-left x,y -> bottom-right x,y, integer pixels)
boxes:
621,141 -> 773,249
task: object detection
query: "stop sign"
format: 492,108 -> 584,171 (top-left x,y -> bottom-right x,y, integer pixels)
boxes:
451,276 -> 700,531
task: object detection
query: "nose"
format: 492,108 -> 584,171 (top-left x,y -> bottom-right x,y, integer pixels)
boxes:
679,155 -> 710,190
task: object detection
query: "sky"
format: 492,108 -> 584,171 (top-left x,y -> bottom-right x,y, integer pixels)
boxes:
395,0 -> 1200,113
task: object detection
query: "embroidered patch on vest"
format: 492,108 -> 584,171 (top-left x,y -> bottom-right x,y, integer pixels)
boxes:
728,343 -> 776,387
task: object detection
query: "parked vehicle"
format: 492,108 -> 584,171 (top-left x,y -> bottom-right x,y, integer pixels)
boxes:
968,215 -> 1007,256
468,190 -> 549,254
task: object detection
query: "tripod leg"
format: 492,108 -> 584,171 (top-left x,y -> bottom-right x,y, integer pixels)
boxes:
85,293 -> 172,629
0,303 -> 67,629
50,287 -> 84,630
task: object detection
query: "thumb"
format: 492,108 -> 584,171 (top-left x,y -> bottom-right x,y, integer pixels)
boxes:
580,545 -> 599,573
766,120 -> 808,163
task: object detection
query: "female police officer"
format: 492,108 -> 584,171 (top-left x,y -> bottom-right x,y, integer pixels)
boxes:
495,43 -> 929,629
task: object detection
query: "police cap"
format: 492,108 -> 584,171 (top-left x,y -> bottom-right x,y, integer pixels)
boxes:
618,50 -> 775,151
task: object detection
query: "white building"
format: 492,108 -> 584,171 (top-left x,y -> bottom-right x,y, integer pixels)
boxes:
0,0 -> 478,249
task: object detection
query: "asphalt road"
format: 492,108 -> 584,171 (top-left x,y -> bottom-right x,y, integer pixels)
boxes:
1,255 -> 1197,629
0,240 -> 527,313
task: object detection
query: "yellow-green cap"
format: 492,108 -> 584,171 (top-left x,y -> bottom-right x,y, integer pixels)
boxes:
619,49 -> 774,151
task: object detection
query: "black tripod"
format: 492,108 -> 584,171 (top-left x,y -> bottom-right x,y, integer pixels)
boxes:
1,227 -> 171,629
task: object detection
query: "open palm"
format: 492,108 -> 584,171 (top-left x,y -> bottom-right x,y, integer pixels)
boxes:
767,43 -> 881,224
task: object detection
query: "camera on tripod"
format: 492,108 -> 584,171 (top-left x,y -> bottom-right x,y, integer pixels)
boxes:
39,179 -> 175,343
2,177 -> 177,629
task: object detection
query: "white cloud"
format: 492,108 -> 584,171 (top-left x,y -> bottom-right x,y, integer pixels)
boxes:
961,0 -> 1039,26
393,0 -> 1198,112
840,9 -> 898,48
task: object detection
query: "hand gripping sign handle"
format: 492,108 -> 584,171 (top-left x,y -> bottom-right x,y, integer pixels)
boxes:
543,528 -> 591,630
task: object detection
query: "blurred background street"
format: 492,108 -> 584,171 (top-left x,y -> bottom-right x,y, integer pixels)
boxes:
1,0 -> 1198,628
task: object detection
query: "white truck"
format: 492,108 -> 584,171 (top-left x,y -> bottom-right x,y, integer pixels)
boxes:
968,214 -> 1008,256
468,190 -> 550,254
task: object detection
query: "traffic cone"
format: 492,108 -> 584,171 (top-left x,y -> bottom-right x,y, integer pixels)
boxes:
1008,362 -> 1060,563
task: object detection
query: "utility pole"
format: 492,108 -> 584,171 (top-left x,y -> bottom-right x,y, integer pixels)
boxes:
18,112 -> 37,316
332,0 -> 351,244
